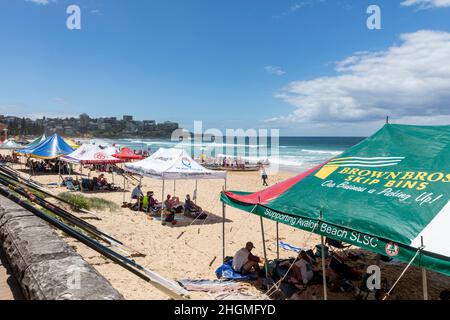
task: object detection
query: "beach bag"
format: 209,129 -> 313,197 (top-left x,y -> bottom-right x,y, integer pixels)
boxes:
195,211 -> 208,220
165,212 -> 175,222
174,206 -> 183,214
330,255 -> 362,281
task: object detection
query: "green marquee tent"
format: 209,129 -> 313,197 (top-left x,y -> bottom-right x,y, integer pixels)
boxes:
221,124 -> 450,277
26,134 -> 46,148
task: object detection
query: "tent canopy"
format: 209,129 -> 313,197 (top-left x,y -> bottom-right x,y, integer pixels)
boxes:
26,134 -> 46,148
113,147 -> 143,161
221,124 -> 450,277
62,144 -> 124,164
0,139 -> 21,150
16,134 -> 74,159
125,147 -> 227,180
64,138 -> 80,149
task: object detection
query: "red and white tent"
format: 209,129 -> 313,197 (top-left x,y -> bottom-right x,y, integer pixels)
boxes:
62,144 -> 125,164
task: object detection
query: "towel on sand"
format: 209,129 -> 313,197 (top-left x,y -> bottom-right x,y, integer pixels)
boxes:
277,241 -> 307,253
178,279 -> 244,293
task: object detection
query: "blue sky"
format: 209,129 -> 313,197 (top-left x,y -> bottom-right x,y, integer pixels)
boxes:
1,0 -> 450,136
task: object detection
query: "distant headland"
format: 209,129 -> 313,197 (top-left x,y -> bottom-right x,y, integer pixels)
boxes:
0,114 -> 180,139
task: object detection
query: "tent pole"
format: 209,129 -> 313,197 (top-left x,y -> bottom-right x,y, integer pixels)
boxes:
138,176 -> 142,211
276,222 -> 280,260
194,179 -> 198,205
222,187 -> 226,262
58,161 -> 62,186
161,178 -> 165,224
320,211 -> 328,300
321,234 -> 328,300
174,180 -> 176,196
421,236 -> 428,300
260,217 -> 269,278
122,175 -> 126,202
222,176 -> 228,262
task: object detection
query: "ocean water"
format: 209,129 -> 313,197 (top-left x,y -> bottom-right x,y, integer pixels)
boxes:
105,136 -> 365,173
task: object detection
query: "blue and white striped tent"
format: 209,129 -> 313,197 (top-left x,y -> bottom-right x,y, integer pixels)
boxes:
17,134 -> 74,159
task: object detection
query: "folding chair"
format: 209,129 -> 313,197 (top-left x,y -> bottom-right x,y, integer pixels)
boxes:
65,180 -> 80,192
325,237 -> 351,255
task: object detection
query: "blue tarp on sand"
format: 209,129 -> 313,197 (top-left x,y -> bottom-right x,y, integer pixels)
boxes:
215,260 -> 258,281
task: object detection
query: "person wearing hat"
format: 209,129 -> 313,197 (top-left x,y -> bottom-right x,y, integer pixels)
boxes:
232,242 -> 261,275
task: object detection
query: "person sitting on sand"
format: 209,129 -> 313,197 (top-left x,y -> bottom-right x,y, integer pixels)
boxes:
290,251 -> 315,288
92,177 -> 100,191
232,242 -> 261,275
98,174 -> 107,186
131,184 -> 143,200
164,195 -> 183,213
143,191 -> 161,212
149,191 -> 161,210
184,194 -> 202,214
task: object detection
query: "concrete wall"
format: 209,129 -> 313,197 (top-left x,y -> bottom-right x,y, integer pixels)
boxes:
0,196 -> 124,300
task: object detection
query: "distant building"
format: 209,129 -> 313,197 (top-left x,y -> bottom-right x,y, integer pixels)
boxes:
143,120 -> 156,131
0,123 -> 7,141
157,121 -> 179,132
99,122 -> 112,131
0,113 -> 181,138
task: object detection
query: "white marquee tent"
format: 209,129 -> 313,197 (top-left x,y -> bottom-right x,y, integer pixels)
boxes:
124,148 -> 227,213
0,139 -> 21,150
62,144 -> 124,164
125,148 -> 227,180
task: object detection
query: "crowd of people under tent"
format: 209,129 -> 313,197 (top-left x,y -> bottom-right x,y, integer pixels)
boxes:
25,158 -> 72,174
62,173 -> 119,192
224,240 -> 380,300
125,184 -> 206,224
0,153 -> 19,164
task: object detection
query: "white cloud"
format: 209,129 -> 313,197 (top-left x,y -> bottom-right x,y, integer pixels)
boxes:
401,0 -> 450,9
270,30 -> 450,125
272,1 -> 313,19
26,0 -> 56,5
265,66 -> 286,76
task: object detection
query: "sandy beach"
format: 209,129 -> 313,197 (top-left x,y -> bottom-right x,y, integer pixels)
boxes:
2,152 -> 449,300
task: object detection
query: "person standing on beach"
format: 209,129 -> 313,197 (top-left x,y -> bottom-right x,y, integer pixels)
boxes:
260,166 -> 269,186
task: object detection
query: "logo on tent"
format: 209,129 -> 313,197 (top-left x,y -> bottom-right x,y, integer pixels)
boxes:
314,156 -> 405,180
94,152 -> 106,160
385,242 -> 399,257
181,157 -> 192,168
